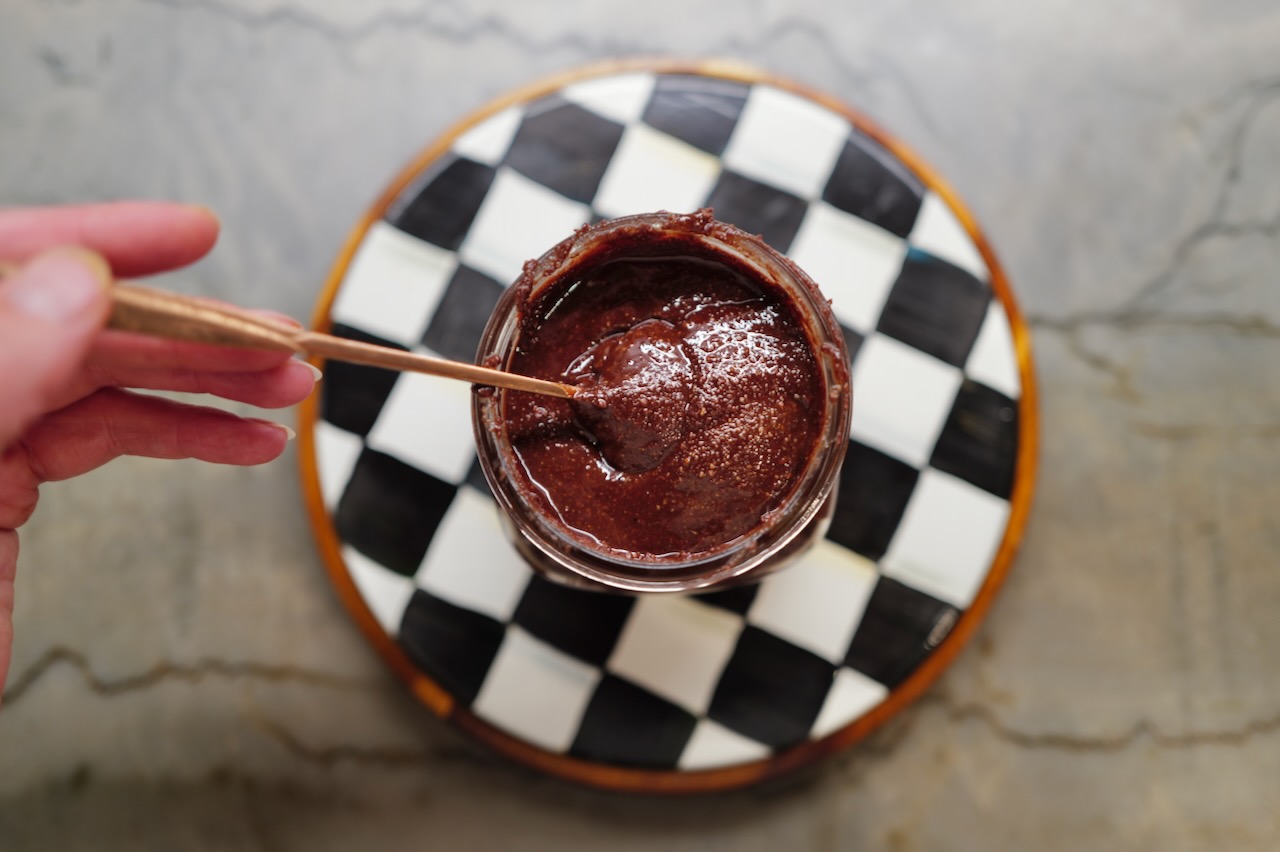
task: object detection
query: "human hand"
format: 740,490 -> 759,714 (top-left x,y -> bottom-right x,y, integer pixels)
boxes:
0,202 -> 319,701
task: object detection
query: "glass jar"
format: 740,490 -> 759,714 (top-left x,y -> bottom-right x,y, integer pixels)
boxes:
472,211 -> 851,594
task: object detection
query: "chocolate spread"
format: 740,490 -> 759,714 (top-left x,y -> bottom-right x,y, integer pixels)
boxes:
500,224 -> 826,560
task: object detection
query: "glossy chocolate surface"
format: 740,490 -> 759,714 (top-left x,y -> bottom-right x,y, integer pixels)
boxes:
502,236 -> 825,560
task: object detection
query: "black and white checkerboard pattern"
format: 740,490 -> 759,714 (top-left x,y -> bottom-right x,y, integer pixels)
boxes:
310,71 -> 1024,772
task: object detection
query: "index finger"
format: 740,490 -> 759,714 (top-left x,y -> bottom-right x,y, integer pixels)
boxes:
0,202 -> 220,277
88,322 -> 302,373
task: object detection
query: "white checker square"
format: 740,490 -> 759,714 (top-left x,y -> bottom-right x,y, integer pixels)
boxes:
849,334 -> 963,468
414,488 -> 531,622
343,546 -> 415,635
788,202 -> 908,332
678,719 -> 771,771
722,85 -> 851,199
607,596 -> 743,715
561,72 -> 656,125
365,367 -> 474,484
966,300 -> 1022,399
593,123 -> 722,218
329,221 -> 457,347
472,628 -> 600,753
910,192 -> 989,281
810,668 -> 889,739
452,105 -> 522,166
312,420 -> 363,510
881,469 -> 1011,608
748,540 -> 880,663
458,167 -> 591,285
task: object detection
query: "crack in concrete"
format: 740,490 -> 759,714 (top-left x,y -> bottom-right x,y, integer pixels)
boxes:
37,47 -> 93,87
1192,74 -> 1280,125
1029,310 -> 1280,338
118,0 -> 943,139
128,0 -> 617,54
245,710 -> 480,769
1123,80 -> 1280,312
1,646 -> 380,707
934,694 -> 1280,753
1122,215 -> 1280,314
828,692 -> 1280,784
3,650 -> 485,771
1054,326 -> 1143,402
1130,421 -> 1280,441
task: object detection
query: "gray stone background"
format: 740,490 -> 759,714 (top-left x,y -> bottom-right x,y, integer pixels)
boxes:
3,1 -> 1279,849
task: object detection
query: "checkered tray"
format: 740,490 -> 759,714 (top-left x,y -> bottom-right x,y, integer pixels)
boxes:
300,63 -> 1035,792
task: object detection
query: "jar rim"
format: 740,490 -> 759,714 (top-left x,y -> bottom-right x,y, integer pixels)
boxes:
472,210 -> 851,593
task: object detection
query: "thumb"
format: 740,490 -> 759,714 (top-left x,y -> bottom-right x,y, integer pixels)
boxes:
0,248 -> 112,450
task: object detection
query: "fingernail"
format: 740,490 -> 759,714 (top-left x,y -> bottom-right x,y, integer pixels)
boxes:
3,248 -> 111,322
300,360 -> 324,382
187,204 -> 221,226
251,419 -> 296,441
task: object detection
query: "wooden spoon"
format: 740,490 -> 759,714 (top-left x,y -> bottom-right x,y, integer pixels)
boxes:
109,283 -> 574,399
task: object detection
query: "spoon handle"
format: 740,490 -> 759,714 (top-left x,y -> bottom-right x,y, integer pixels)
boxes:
109,283 -> 573,399
109,283 -> 303,352
297,331 -> 574,398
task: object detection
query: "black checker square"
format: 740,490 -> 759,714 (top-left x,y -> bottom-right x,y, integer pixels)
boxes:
399,589 -> 506,706
512,576 -> 635,667
693,583 -> 759,616
335,448 -> 457,577
822,134 -> 925,238
388,154 -> 496,251
503,96 -> 625,204
641,74 -> 750,156
707,627 -> 836,749
704,170 -> 808,253
463,457 -> 492,499
931,379 -> 1019,499
845,577 -> 960,688
826,441 -> 920,562
420,263 -> 506,363
320,324 -> 405,437
570,675 -> 698,768
877,249 -> 991,367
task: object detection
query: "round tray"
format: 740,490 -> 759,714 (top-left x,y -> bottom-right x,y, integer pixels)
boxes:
299,60 -> 1038,794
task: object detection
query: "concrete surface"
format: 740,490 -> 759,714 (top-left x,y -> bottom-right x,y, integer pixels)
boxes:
3,1 -> 1279,849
